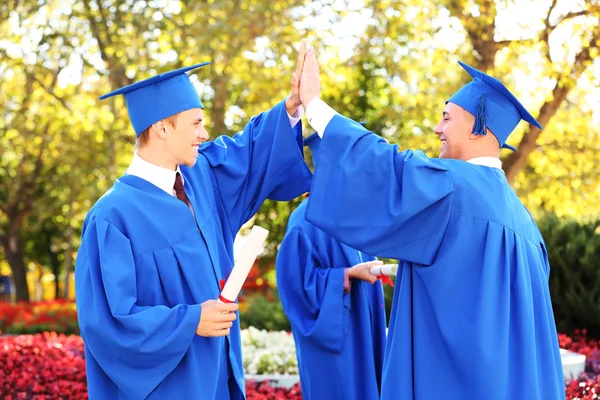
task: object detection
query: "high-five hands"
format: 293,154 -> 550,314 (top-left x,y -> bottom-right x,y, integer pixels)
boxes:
299,44 -> 321,109
285,40 -> 308,115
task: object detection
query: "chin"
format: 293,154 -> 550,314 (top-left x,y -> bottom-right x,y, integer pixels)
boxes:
183,158 -> 197,167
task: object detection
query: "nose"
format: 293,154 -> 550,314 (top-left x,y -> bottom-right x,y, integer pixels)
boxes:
198,126 -> 209,141
434,120 -> 443,137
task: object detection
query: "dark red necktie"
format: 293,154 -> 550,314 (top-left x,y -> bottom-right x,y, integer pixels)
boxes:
173,172 -> 193,209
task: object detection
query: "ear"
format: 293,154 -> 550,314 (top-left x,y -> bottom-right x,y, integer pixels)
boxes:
151,120 -> 169,140
468,131 -> 484,141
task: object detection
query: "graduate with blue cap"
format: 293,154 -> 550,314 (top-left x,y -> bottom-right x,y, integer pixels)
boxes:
75,43 -> 313,400
276,130 -> 387,400
299,51 -> 565,400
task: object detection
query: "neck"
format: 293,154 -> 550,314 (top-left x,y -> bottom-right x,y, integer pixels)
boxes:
137,145 -> 177,170
459,148 -> 499,162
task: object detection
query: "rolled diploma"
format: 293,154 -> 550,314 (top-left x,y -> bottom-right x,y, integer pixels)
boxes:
370,264 -> 398,277
219,225 -> 269,303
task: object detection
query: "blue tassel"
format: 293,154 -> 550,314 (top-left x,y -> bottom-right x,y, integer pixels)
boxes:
472,96 -> 487,135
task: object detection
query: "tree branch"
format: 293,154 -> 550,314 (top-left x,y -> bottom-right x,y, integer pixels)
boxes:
31,75 -> 71,110
503,27 -> 600,183
497,38 -> 536,48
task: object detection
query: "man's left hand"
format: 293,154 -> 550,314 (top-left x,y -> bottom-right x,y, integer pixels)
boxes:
285,39 -> 308,115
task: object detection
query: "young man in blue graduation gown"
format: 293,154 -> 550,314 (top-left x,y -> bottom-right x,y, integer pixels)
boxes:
276,132 -> 387,400
298,47 -> 565,399
74,44 -> 313,400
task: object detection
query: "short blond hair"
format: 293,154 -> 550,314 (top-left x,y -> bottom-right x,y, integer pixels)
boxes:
136,114 -> 179,148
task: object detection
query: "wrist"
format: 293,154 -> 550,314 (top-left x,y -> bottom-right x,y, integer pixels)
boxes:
286,95 -> 300,115
302,95 -> 318,109
346,267 -> 354,279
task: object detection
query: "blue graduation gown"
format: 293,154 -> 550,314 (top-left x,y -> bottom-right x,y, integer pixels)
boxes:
305,115 -> 565,400
276,200 -> 386,400
75,100 -> 312,400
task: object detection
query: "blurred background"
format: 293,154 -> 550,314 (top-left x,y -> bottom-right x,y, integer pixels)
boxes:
0,1 -> 599,396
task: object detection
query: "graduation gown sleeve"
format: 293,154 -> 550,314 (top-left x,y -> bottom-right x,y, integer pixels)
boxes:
198,99 -> 312,232
276,227 -> 349,353
75,217 -> 201,400
305,115 -> 455,265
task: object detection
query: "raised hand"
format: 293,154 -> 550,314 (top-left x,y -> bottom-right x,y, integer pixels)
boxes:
196,299 -> 238,337
285,39 -> 308,115
347,260 -> 383,284
299,45 -> 320,109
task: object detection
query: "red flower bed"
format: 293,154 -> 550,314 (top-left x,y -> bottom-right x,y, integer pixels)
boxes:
560,330 -> 600,399
0,300 -> 78,335
0,332 -> 87,399
246,381 -> 302,400
0,312 -> 599,399
0,333 -> 301,399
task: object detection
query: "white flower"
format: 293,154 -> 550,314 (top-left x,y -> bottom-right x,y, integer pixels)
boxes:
241,327 -> 298,375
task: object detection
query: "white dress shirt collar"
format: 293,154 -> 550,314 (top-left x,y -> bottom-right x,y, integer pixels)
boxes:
126,153 -> 181,196
466,156 -> 502,169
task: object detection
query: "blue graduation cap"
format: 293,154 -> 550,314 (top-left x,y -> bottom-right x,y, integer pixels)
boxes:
447,61 -> 542,151
99,62 -> 210,137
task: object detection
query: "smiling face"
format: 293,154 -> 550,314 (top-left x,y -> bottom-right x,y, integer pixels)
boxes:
162,108 -> 208,167
433,102 -> 477,160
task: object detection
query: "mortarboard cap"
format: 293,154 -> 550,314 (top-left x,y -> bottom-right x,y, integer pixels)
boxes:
99,62 -> 210,137
447,61 -> 542,151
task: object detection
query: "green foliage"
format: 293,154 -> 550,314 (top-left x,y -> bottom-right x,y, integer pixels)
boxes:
240,290 -> 291,332
538,214 -> 600,337
1,0 -> 599,301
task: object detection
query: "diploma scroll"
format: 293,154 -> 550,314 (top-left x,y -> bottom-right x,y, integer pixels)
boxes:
218,226 -> 269,303
369,264 -> 398,277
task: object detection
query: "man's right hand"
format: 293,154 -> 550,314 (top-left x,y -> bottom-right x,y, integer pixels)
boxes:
196,300 -> 238,337
347,260 -> 383,284
299,45 -> 321,109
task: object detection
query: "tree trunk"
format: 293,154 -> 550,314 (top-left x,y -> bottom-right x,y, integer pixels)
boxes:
2,232 -> 29,302
210,75 -> 229,136
503,83 -> 569,183
63,208 -> 74,299
49,247 -> 61,299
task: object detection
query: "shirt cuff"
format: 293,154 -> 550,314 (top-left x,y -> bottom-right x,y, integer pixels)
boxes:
343,268 -> 351,293
306,98 -> 337,138
287,104 -> 304,129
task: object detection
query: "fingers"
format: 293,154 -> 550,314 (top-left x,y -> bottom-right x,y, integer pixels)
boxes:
215,302 -> 238,313
215,310 -> 237,323
291,72 -> 300,96
354,260 -> 383,268
215,321 -> 234,330
207,327 -> 231,337
301,47 -> 319,82
215,328 -> 231,336
296,39 -> 308,76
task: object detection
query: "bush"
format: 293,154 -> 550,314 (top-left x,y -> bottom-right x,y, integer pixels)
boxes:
538,214 -> 600,337
240,289 -> 291,332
